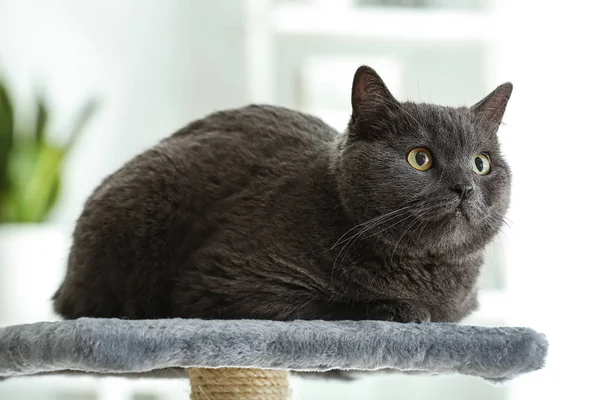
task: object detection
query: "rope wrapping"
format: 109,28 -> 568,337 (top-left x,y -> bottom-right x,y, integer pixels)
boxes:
188,368 -> 290,400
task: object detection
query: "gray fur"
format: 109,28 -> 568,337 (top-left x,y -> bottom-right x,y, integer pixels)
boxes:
0,318 -> 547,382
53,66 -> 514,325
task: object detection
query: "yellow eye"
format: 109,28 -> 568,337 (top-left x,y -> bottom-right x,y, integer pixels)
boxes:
472,153 -> 491,175
407,148 -> 433,171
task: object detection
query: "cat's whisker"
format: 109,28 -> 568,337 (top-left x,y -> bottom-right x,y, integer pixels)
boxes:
479,212 -> 511,243
331,190 -> 438,269
330,203 -> 429,285
362,213 -> 415,240
494,211 -> 513,225
483,211 -> 511,230
332,214 -> 406,252
496,226 -> 509,242
331,216 -> 394,281
408,209 -> 431,236
415,218 -> 430,244
389,214 -> 424,264
331,206 -> 413,249
330,195 -> 432,285
331,190 -> 431,249
488,209 -> 513,227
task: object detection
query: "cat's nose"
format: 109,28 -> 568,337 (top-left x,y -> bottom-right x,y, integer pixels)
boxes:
452,184 -> 473,200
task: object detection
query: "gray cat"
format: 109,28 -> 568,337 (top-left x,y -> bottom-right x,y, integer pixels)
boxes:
53,66 -> 512,325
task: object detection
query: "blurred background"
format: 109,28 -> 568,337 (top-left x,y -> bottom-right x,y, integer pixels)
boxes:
0,0 -> 598,399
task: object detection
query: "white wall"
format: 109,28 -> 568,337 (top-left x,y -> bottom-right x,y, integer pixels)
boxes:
0,0 -> 247,227
492,0 -> 600,398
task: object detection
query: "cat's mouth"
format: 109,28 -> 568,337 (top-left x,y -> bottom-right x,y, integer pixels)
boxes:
453,203 -> 472,223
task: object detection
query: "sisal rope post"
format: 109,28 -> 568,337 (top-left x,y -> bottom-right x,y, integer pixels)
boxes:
188,367 -> 291,400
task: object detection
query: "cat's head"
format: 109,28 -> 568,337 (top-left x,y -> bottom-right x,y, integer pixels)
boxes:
335,66 -> 512,255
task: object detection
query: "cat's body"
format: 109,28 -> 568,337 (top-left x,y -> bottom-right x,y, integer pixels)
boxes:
53,67 -> 512,324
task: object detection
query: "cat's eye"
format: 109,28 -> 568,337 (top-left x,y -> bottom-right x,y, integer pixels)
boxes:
472,153 -> 491,175
407,148 -> 433,171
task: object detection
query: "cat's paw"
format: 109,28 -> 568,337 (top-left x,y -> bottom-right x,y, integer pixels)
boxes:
369,301 -> 431,323
397,302 -> 431,323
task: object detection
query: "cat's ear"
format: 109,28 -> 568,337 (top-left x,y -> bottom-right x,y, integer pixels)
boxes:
351,65 -> 395,116
471,82 -> 513,130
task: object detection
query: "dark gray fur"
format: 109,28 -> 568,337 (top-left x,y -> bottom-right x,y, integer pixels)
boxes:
53,66 -> 513,324
0,319 -> 548,382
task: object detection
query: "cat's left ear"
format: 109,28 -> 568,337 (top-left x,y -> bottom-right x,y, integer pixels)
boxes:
351,65 -> 395,116
471,82 -> 513,130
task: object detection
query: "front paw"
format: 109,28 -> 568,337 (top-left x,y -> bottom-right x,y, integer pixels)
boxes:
369,301 -> 431,323
397,302 -> 431,323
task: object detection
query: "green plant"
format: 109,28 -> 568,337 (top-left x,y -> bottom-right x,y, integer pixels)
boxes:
0,79 -> 98,223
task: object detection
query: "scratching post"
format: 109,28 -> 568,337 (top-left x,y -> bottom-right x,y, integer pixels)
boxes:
188,368 -> 290,400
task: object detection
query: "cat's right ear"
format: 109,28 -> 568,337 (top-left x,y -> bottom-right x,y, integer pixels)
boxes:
471,82 -> 513,131
351,65 -> 395,117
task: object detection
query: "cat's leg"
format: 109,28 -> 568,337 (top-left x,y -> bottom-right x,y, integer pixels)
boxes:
445,288 -> 479,322
363,300 -> 431,323
300,298 -> 431,323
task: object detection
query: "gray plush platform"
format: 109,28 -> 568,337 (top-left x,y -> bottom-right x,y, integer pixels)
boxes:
0,318 -> 547,382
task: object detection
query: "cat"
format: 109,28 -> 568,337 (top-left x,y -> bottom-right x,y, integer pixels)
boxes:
53,66 -> 512,325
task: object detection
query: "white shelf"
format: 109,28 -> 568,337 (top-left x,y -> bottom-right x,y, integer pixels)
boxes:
272,4 -> 494,42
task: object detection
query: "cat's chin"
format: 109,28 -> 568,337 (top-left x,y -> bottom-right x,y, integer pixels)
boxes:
449,201 -> 487,227
453,206 -> 471,223
431,207 -> 481,243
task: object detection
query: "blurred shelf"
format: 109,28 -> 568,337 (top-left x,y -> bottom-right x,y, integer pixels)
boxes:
272,4 -> 494,42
